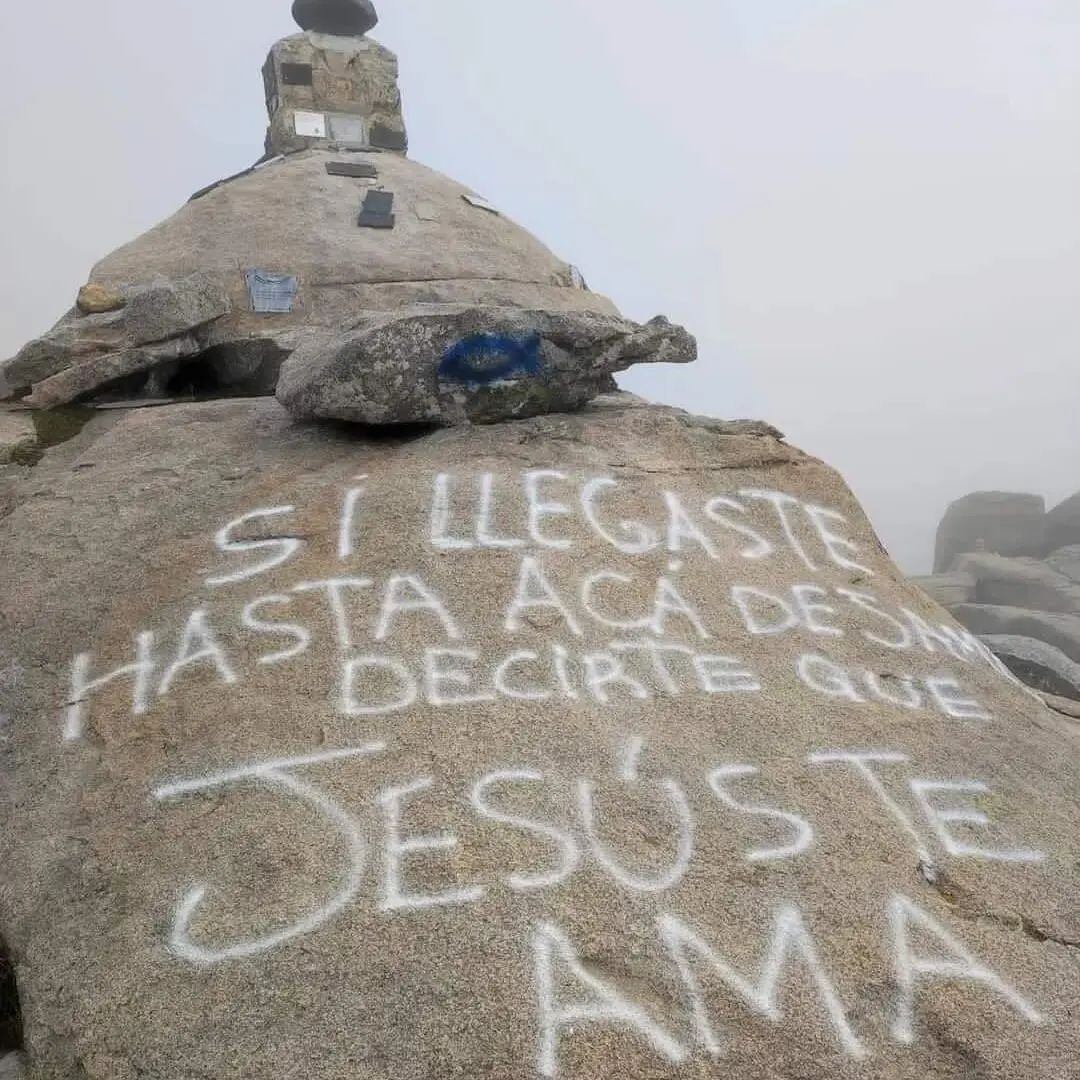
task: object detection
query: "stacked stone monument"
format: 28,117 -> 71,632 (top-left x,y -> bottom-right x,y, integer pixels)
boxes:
0,0 -> 690,422
1,4 -> 1078,1079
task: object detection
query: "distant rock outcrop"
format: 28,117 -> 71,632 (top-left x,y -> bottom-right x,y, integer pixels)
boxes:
933,492 -> 1046,574
916,489 -> 1080,701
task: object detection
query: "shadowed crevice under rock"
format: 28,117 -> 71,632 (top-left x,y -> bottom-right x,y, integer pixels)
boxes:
48,340 -> 293,407
0,938 -> 23,1055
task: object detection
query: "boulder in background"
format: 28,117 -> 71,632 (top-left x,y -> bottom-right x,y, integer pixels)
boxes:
909,570 -> 976,607
951,603 -> 1080,665
953,552 -> 1080,615
933,491 -> 1046,573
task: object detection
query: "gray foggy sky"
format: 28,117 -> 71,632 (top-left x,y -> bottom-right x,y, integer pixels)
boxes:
1,0 -> 1076,572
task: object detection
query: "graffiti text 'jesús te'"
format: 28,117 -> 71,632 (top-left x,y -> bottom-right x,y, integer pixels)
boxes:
152,738 -> 1048,1074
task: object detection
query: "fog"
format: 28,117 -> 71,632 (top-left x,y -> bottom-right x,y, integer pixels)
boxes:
1,0 -> 1076,572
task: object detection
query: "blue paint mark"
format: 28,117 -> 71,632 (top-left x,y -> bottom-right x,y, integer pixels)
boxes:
438,332 -> 543,386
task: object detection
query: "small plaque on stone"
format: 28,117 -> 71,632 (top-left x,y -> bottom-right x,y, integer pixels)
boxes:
245,269 -> 299,313
328,113 -> 368,145
281,62 -> 314,86
293,110 -> 327,138
327,161 -> 378,179
357,189 -> 395,229
369,123 -> 407,152
463,194 -> 500,215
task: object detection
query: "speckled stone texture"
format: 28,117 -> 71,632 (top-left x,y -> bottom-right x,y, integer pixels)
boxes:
275,307 -> 696,425
0,395 -> 1077,1079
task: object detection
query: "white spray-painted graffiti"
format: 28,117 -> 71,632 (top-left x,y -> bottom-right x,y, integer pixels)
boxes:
61,472 -> 1026,742
56,470 -> 1056,1075
153,745 -> 384,962
150,737 -> 1048,1074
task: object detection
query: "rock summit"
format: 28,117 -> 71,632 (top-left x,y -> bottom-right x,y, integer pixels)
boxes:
0,6 -> 1078,1080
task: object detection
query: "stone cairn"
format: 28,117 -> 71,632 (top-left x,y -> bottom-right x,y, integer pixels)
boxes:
0,0 -> 694,432
1,3 -> 1078,1079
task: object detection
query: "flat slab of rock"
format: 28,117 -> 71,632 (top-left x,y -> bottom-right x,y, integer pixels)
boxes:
1,398 -> 1078,1079
1,273 -> 229,403
981,634 -> 1080,701
934,491 -> 1046,574
25,336 -> 202,410
910,571 -> 976,608
953,552 -> 1080,615
276,307 -> 696,425
951,603 -> 1080,665
1040,691 -> 1080,721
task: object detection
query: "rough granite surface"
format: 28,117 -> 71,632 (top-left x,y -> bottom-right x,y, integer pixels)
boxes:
0,397 -> 1077,1080
276,308 -> 696,425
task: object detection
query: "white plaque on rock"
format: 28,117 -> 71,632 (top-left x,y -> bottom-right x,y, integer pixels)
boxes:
293,110 -> 327,138
327,113 -> 367,145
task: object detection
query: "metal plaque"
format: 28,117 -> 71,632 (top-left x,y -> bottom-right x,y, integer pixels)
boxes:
369,123 -> 407,152
326,161 -> 379,179
358,189 -> 395,229
245,269 -> 299,314
327,113 -> 368,145
357,213 -> 395,229
281,62 -> 314,86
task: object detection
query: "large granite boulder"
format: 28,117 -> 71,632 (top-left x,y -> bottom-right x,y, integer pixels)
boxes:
951,604 -> 1080,665
1,395 -> 1078,1079
952,552 -> 1080,615
979,635 -> 1080,702
1045,492 -> 1080,555
933,492 -> 1046,574
276,308 -> 696,425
